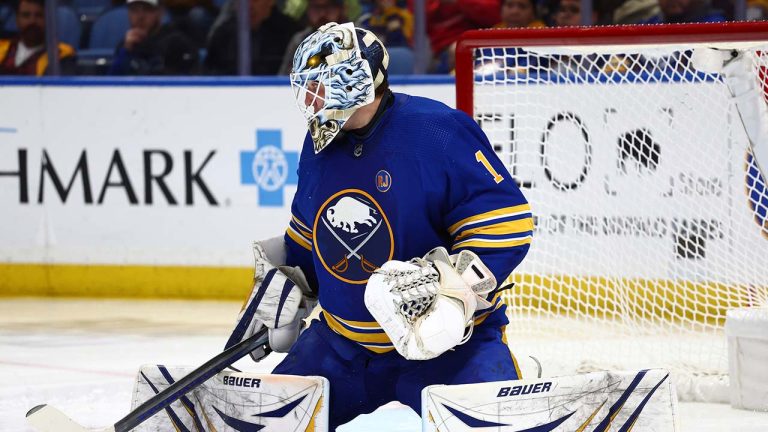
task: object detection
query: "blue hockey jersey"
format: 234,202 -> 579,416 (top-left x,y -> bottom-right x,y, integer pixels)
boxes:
283,93 -> 533,354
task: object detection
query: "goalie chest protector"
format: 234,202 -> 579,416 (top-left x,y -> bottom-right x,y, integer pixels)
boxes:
284,93 -> 533,352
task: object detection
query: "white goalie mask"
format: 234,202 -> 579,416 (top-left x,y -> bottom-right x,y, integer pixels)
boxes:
290,22 -> 389,153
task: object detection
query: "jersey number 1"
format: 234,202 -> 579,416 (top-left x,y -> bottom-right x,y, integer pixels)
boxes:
475,151 -> 504,184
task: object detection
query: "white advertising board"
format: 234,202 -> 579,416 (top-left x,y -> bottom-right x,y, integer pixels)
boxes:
4,77 -> 763,296
476,80 -> 768,283
0,81 -> 455,272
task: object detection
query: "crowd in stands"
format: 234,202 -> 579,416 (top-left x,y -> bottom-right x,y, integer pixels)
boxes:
0,0 -> 758,76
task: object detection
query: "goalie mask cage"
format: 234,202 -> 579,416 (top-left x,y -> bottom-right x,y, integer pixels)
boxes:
456,22 -> 768,402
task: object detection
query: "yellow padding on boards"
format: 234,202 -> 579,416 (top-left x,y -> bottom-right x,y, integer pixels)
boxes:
1,265 -> 757,323
0,263 -> 252,299
505,273 -> 759,326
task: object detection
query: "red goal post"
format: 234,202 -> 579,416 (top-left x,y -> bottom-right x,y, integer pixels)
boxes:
456,21 -> 768,115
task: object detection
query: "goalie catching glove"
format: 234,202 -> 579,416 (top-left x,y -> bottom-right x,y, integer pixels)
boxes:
364,247 -> 497,360
225,237 -> 317,361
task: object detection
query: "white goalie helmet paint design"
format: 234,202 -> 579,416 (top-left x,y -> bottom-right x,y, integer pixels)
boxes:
290,22 -> 390,153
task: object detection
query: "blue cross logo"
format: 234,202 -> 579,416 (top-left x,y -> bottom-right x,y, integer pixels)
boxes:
240,129 -> 299,207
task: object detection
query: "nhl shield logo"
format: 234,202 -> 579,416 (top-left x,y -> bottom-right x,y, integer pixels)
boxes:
314,189 -> 394,284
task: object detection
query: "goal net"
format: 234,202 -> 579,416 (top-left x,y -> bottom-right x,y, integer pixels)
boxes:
455,22 -> 768,402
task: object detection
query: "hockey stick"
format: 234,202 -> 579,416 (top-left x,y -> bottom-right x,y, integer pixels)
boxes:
26,327 -> 270,432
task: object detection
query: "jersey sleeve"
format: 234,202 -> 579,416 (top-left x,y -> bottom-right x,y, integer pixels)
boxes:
442,111 -> 534,292
284,194 -> 319,294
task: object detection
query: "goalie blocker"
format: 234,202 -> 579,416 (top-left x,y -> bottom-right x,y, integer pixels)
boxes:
422,369 -> 678,431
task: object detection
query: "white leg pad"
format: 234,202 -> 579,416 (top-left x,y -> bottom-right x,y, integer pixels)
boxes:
422,369 -> 678,431
131,366 -> 329,431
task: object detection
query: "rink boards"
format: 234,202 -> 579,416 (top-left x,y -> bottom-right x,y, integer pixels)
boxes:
0,78 -> 453,298
1,76 -> 766,311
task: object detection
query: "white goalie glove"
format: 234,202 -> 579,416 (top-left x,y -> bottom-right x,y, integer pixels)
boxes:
364,247 -> 497,360
225,237 -> 317,361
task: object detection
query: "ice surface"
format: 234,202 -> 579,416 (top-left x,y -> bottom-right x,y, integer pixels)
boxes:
1,299 -> 765,431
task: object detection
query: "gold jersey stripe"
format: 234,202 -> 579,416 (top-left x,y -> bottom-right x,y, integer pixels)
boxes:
291,217 -> 313,240
483,291 -> 504,309
286,227 -> 312,251
453,237 -> 532,250
360,345 -> 396,354
322,310 -> 384,328
296,227 -> 313,240
473,299 -> 504,326
511,350 -> 522,379
291,215 -> 312,232
454,217 -> 534,241
301,230 -> 313,240
474,291 -> 503,317
448,204 -> 531,235
323,311 -> 392,344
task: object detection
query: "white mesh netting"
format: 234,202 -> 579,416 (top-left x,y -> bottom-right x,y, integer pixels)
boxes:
470,37 -> 768,401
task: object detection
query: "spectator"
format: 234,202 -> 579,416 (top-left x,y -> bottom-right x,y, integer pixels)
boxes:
110,0 -> 200,75
278,0 -> 345,74
747,0 -> 768,19
413,0 -> 501,73
357,0 -> 413,47
206,0 -> 300,74
495,0 -> 545,28
206,0 -> 236,43
1,0 -> 15,39
475,0 -> 545,77
0,0 -> 76,75
163,0 -> 217,47
612,0 -> 660,23
639,0 -> 725,23
551,0 -> 596,25
283,0 -> 361,22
